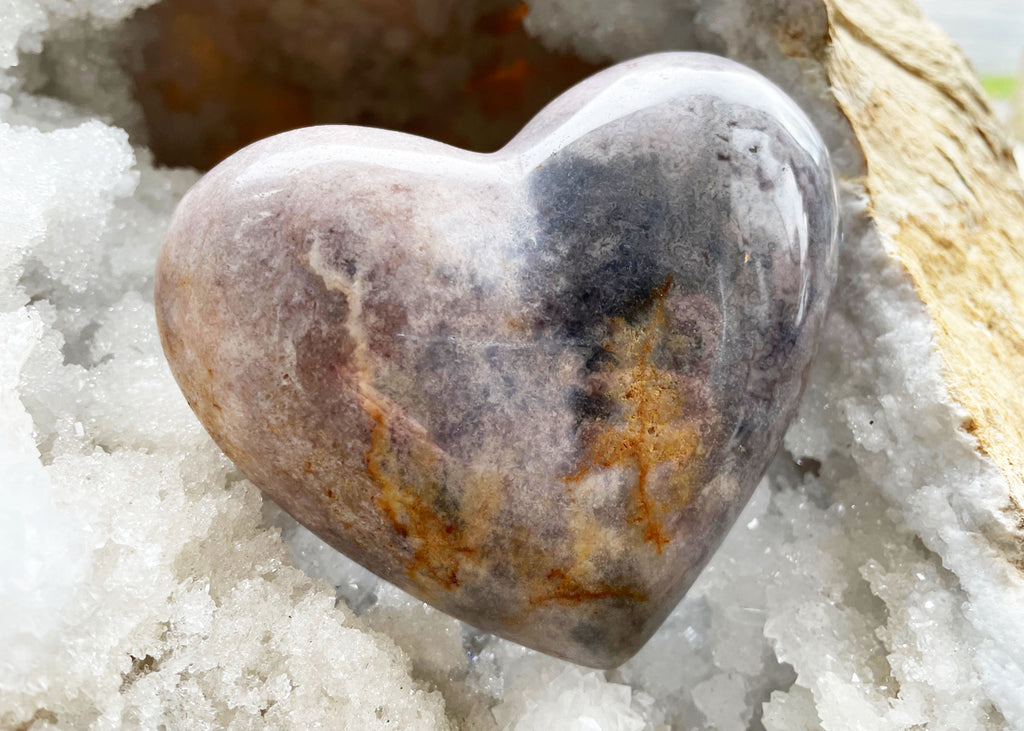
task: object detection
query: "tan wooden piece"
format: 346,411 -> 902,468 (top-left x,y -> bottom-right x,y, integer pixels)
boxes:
824,0 -> 1024,556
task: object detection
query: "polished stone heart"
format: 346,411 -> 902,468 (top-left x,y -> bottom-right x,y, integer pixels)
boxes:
155,52 -> 838,668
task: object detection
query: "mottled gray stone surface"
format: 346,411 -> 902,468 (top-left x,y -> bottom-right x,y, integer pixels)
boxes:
155,52 -> 839,668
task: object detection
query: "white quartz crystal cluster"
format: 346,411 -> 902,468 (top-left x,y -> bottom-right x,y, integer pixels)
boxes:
1,0 -> 1021,729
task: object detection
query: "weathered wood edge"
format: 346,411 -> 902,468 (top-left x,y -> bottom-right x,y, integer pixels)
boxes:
823,0 -> 1024,559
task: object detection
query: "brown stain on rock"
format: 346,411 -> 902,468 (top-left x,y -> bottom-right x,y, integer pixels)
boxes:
356,351 -> 653,609
365,396 -> 465,590
517,513 -> 650,609
360,386 -> 502,594
565,280 -> 702,553
528,568 -> 649,606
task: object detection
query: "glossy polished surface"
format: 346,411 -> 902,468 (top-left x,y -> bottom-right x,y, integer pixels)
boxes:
155,53 -> 839,668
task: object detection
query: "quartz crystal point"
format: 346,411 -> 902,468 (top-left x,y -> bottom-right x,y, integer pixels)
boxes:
155,52 -> 839,668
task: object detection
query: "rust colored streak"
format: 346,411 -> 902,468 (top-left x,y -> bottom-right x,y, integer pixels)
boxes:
529,569 -> 648,606
362,390 -> 483,592
565,278 -> 700,552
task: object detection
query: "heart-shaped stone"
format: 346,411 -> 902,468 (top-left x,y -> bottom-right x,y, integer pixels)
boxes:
156,52 -> 838,668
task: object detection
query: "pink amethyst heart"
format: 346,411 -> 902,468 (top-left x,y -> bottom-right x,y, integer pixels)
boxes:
155,52 -> 838,668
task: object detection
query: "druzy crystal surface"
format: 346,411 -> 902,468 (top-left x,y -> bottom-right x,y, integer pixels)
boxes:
155,52 -> 839,668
